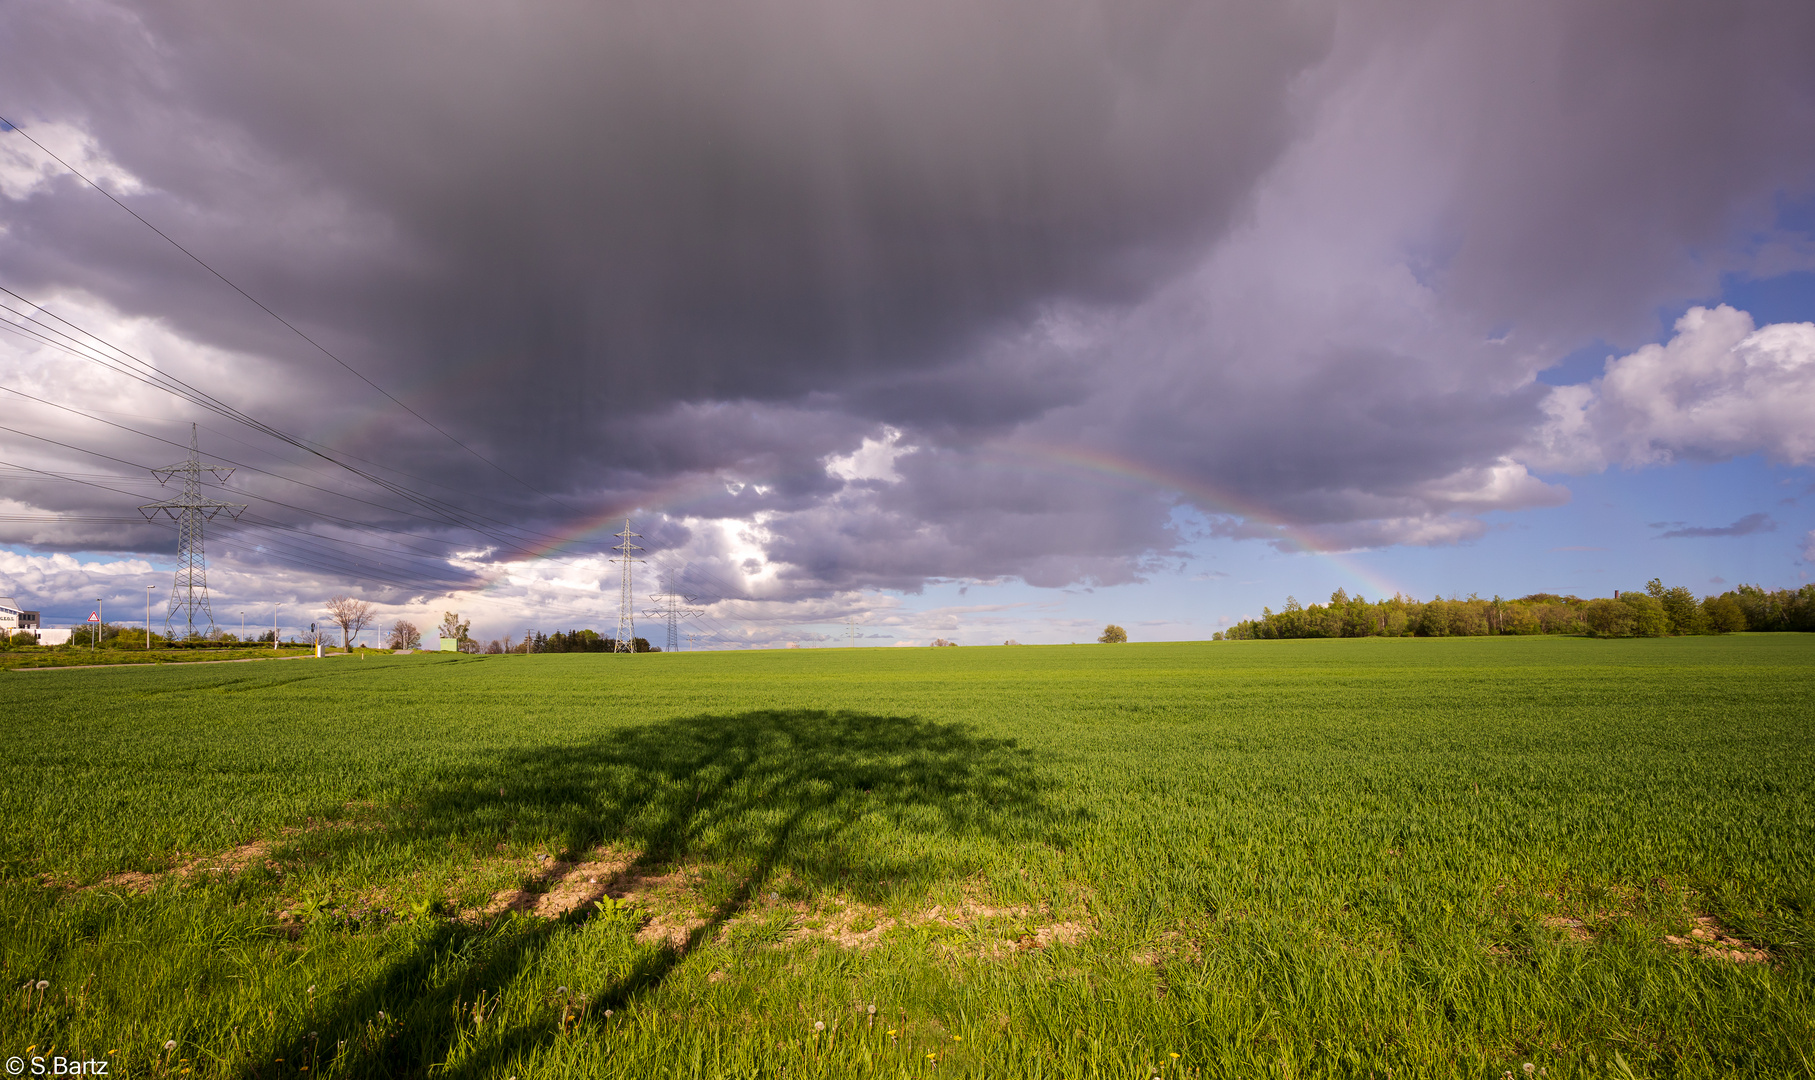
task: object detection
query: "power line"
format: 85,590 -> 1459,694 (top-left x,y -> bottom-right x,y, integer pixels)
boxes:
0,114 -> 571,506
0,405 -> 494,563
139,424 -> 245,637
0,292 -> 581,556
610,519 -> 643,652
643,588 -> 705,653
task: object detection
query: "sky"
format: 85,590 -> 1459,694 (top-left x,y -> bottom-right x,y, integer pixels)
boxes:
2,0 -> 1814,648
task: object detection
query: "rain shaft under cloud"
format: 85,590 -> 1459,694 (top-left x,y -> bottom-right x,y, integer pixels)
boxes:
2,0 -> 1814,627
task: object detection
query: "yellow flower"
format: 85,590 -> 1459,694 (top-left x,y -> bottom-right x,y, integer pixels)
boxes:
1171,1053 -> 1181,1059
953,1035 -> 962,1042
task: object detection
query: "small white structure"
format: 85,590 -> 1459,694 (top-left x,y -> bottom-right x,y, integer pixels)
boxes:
0,596 -> 44,641
36,629 -> 72,646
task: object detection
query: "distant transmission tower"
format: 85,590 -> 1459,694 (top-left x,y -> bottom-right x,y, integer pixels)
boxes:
846,614 -> 859,646
610,519 -> 644,652
644,588 -> 704,652
139,424 -> 245,639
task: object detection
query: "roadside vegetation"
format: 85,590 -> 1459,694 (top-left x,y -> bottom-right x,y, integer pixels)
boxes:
1218,579 -> 1814,639
0,621 -> 319,670
1,637 -> 1809,1077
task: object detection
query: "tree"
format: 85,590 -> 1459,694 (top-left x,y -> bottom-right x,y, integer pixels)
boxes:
1098,624 -> 1128,643
387,620 -> 422,651
324,596 -> 376,651
1704,594 -> 1747,634
438,611 -> 471,650
1648,578 -> 1705,635
1583,597 -> 1635,637
1618,592 -> 1671,637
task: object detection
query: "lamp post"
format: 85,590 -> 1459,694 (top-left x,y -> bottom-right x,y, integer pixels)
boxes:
146,585 -> 155,649
274,605 -> 279,650
95,597 -> 102,653
240,610 -> 245,643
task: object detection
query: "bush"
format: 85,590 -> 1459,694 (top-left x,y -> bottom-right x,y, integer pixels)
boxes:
1584,598 -> 1635,637
1618,593 -> 1671,637
1098,624 -> 1128,643
1704,594 -> 1746,633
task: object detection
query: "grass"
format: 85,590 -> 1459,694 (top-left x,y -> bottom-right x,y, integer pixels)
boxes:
0,635 -> 1810,1078
0,645 -> 317,671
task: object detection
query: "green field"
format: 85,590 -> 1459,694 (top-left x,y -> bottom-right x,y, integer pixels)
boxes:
0,646 -> 319,671
2,637 -> 1811,1078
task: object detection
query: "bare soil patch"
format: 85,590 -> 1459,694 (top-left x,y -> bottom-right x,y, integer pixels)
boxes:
89,839 -> 275,895
478,848 -> 701,923
1542,915 -> 1595,943
472,848 -> 1095,956
1664,915 -> 1769,963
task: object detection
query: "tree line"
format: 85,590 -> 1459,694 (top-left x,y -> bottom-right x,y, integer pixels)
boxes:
527,629 -> 656,653
380,615 -> 656,653
1215,580 -> 1815,640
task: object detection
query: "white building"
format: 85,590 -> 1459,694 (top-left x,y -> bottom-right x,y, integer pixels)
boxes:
0,597 -> 46,642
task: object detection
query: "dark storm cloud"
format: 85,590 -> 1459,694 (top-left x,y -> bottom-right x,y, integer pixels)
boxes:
1657,513 -> 1777,540
2,0 -> 1814,599
2,0 -> 1327,469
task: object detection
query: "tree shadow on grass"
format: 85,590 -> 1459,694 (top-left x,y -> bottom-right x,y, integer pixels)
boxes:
251,709 -> 1070,1079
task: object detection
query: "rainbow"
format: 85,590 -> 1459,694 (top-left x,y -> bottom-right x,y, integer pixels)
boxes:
979,442 -> 1408,601
415,429 -> 1407,604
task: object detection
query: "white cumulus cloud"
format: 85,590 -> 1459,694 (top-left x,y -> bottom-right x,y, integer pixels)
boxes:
1527,305 -> 1815,472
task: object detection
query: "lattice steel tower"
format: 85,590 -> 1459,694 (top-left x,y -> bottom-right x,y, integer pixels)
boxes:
610,519 -> 644,652
644,587 -> 704,652
139,424 -> 245,639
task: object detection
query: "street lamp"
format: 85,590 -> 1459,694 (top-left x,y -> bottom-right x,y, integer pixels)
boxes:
94,597 -> 102,654
146,585 -> 156,649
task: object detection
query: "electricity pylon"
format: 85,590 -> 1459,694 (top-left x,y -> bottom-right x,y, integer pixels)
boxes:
610,519 -> 644,652
644,589 -> 704,652
139,423 -> 245,639
845,615 -> 859,646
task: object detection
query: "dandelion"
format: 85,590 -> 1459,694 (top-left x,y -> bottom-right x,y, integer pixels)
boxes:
35,980 -> 48,990
814,1021 -> 826,1032
558,986 -> 568,995
604,1009 -> 614,1018
868,1004 -> 877,1015
887,1029 -> 898,1037
1171,1053 -> 1181,1059
164,1041 -> 177,1051
377,1011 -> 386,1019
1523,1067 -> 1535,1077
953,1035 -> 962,1042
